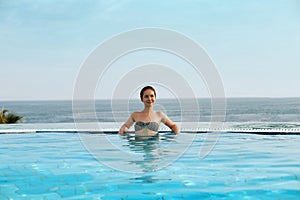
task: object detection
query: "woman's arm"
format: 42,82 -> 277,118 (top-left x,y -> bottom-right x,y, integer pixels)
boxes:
118,113 -> 135,134
160,112 -> 180,134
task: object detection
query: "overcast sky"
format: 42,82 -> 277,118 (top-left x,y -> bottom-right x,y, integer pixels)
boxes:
1,0 -> 300,100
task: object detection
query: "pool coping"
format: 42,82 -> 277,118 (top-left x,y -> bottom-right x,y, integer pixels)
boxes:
1,122 -> 300,134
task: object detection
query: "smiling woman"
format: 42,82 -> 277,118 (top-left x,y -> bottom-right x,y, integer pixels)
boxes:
118,86 -> 180,135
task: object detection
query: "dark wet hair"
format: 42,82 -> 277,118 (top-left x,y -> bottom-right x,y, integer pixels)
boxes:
140,86 -> 156,100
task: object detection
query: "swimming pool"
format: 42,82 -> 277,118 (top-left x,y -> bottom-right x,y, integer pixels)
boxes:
1,131 -> 300,199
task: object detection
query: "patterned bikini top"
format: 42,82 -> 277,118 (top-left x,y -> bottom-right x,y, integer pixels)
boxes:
134,121 -> 159,132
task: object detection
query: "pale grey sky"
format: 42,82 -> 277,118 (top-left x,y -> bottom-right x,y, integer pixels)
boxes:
1,0 -> 300,100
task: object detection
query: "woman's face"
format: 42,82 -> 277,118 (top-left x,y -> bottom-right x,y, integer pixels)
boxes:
142,89 -> 156,106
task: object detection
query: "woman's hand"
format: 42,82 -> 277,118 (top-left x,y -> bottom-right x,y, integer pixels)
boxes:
170,123 -> 180,134
118,125 -> 129,134
160,112 -> 180,134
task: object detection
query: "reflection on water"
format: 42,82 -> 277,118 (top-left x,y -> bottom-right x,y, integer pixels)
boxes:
120,133 -> 177,173
127,136 -> 160,173
121,133 -> 178,183
79,131 -> 194,173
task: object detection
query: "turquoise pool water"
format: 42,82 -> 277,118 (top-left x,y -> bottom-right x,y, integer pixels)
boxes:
1,132 -> 300,199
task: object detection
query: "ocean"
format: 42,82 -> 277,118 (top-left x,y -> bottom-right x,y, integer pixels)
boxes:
1,98 -> 300,124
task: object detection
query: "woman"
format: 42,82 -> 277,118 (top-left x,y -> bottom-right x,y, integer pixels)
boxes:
118,86 -> 180,135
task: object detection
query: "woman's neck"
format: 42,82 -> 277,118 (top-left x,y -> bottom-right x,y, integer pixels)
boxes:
142,106 -> 154,113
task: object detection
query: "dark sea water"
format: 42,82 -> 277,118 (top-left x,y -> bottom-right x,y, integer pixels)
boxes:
1,98 -> 300,124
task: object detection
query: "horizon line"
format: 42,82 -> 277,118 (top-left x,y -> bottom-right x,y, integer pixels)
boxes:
1,96 -> 300,102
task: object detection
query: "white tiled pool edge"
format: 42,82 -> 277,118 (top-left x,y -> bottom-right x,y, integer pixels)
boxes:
1,122 -> 300,134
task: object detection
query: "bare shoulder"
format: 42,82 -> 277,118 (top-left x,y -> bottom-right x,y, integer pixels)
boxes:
130,111 -> 140,121
156,111 -> 168,122
132,111 -> 140,115
156,111 -> 165,117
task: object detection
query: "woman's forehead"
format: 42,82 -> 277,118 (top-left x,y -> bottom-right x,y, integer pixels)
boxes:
143,89 -> 155,95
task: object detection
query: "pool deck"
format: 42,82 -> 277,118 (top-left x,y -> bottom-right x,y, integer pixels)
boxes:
1,122 -> 300,134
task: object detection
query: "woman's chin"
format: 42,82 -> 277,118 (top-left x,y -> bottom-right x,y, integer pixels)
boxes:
144,102 -> 154,106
